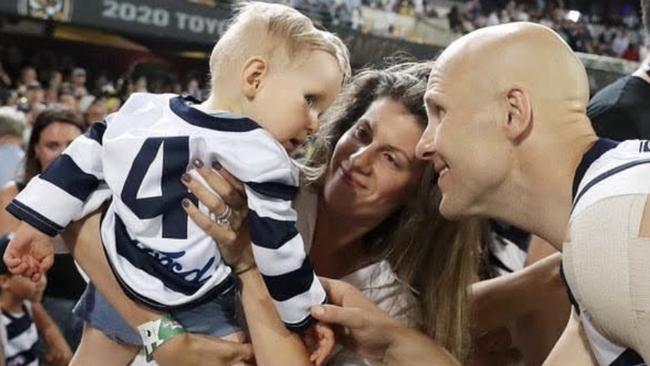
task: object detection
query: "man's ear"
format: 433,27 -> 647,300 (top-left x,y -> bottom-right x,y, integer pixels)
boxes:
504,87 -> 533,143
240,56 -> 268,99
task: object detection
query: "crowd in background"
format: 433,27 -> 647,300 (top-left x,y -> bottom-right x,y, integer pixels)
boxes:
0,0 -> 645,185
270,0 -> 647,61
448,0 -> 646,61
0,46 -> 210,365
0,47 -> 207,188
0,0 -> 645,163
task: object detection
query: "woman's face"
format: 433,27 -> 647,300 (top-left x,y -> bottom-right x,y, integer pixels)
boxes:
34,121 -> 82,171
323,97 -> 426,222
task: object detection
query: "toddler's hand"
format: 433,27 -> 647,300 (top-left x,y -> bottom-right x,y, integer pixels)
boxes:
302,321 -> 336,366
3,222 -> 54,281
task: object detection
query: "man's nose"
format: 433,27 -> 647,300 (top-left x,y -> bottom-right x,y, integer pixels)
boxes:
416,124 -> 437,161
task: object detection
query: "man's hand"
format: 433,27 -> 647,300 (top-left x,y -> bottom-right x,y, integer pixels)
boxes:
3,222 -> 54,281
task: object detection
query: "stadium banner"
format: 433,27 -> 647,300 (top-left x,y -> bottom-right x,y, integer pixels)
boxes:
1,0 -> 230,44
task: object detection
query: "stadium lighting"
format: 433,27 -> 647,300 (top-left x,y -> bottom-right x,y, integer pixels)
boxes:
567,10 -> 581,23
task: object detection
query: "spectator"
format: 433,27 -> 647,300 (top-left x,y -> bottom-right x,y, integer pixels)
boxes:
24,81 -> 45,107
448,5 -> 463,33
83,98 -> 108,127
0,237 -> 73,366
70,67 -> 88,99
0,108 -> 86,352
133,75 -> 148,93
0,107 -> 25,188
622,40 -> 641,61
0,63 -> 11,89
17,66 -> 37,94
45,71 -> 63,104
57,88 -> 78,112
612,28 -> 631,56
184,78 -> 202,101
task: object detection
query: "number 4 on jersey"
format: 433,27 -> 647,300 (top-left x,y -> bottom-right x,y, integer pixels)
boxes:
121,136 -> 191,239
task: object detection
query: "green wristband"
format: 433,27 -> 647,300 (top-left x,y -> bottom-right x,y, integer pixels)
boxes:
137,315 -> 187,362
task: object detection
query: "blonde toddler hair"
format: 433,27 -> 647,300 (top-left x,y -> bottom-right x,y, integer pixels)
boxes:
209,2 -> 351,88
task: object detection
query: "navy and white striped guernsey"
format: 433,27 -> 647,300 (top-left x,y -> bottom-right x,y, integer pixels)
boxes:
8,93 -> 326,331
1,302 -> 39,366
562,138 -> 650,366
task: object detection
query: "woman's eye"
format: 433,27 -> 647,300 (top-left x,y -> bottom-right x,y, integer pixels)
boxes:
384,153 -> 400,168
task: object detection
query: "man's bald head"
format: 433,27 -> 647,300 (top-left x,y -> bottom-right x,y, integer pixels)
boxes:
434,22 -> 590,120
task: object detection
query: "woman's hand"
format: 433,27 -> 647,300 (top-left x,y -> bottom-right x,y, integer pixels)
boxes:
181,160 -> 255,273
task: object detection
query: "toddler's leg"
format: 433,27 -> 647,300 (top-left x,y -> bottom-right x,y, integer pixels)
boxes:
221,330 -> 246,343
70,323 -> 139,366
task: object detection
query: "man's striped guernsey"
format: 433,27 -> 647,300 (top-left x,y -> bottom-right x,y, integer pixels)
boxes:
1,302 -> 39,366
564,139 -> 650,366
8,93 -> 326,331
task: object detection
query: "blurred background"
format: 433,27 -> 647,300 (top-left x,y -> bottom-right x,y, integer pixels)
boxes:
0,0 -> 644,120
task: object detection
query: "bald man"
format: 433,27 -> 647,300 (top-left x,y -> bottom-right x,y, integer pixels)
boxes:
312,22 -> 649,366
415,22 -> 650,365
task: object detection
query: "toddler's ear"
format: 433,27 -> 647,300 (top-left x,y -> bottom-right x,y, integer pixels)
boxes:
241,56 -> 268,99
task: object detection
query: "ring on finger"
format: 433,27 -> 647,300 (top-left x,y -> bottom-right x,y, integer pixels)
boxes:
210,205 -> 232,226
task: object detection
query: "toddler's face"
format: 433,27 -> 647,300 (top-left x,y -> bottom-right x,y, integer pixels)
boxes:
246,50 -> 343,153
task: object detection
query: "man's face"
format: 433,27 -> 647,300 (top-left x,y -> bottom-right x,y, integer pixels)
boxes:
415,60 -> 511,219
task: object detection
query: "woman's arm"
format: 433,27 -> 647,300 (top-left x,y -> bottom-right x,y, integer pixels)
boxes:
60,213 -> 164,327
240,269 -> 312,366
182,164 -> 313,366
470,252 -> 564,333
31,302 -> 73,366
515,236 -> 570,365
542,308 -> 597,366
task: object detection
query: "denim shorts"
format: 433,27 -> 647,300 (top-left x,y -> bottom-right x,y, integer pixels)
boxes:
73,282 -> 242,346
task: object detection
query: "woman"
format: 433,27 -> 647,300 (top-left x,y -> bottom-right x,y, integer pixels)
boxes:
296,61 -> 482,361
0,108 -> 84,364
58,62 -> 485,365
